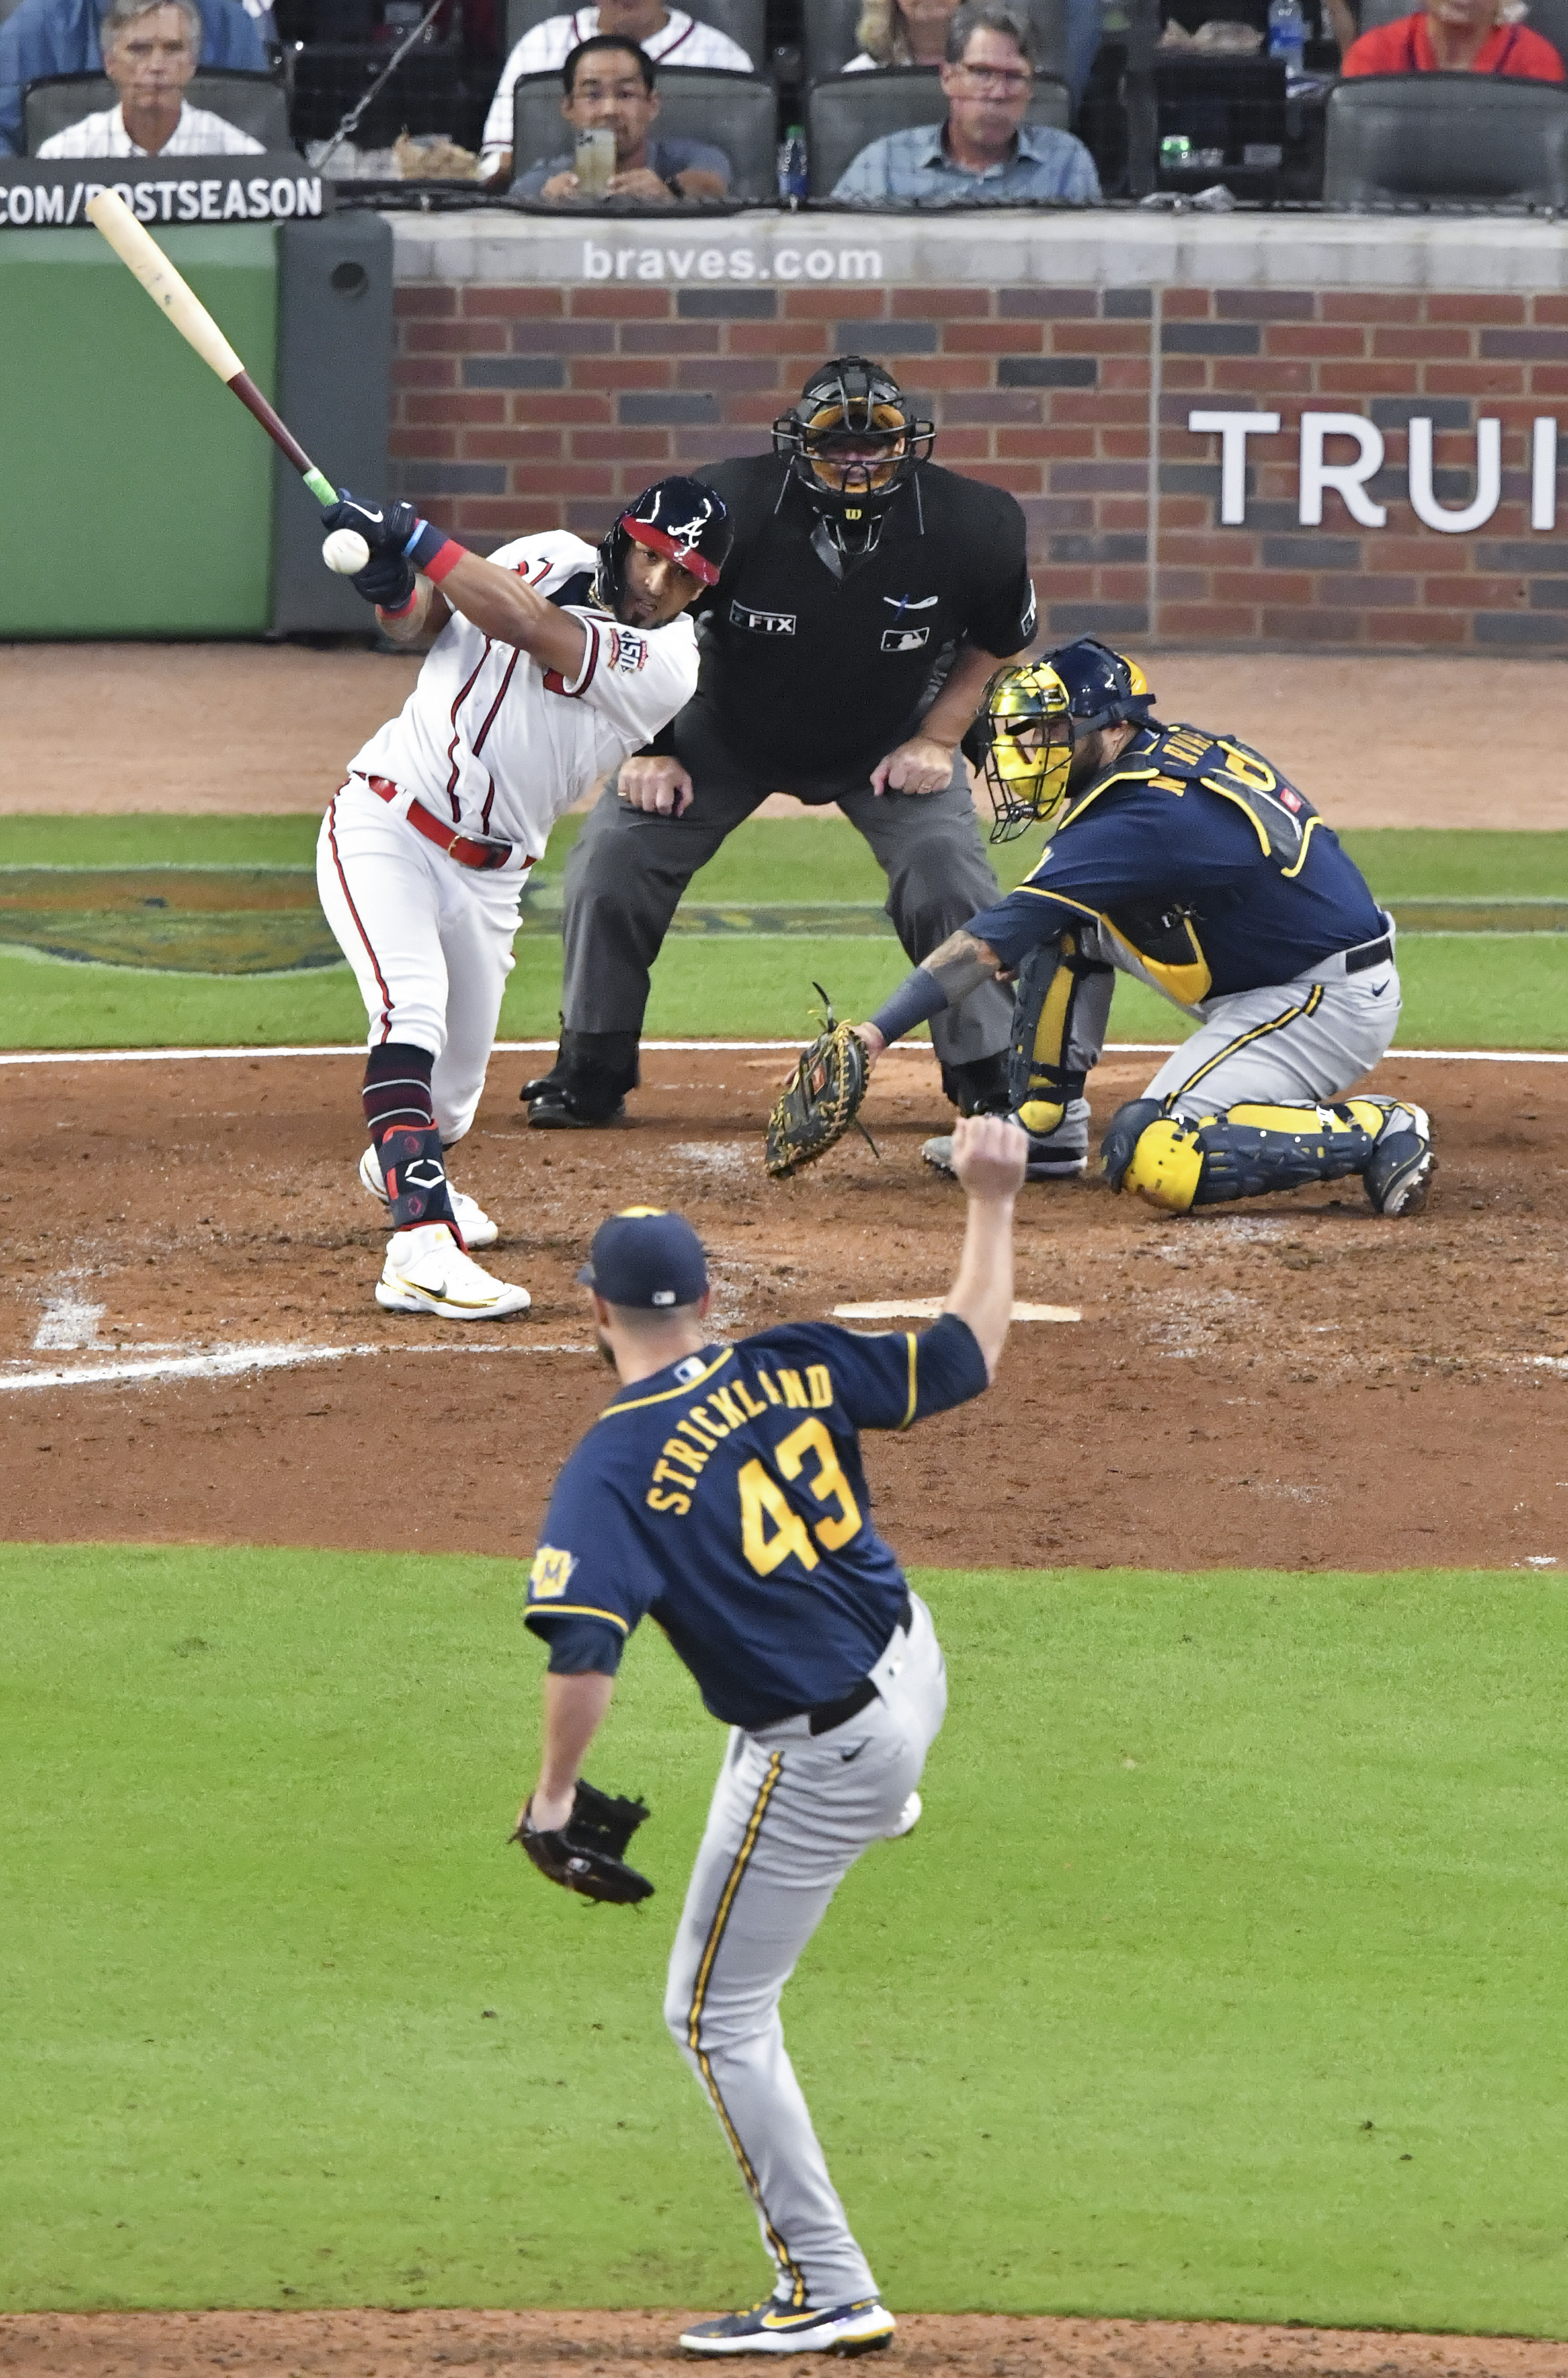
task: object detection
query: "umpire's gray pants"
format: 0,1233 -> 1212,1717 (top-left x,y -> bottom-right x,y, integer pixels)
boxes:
561,699 -> 1013,1069
664,1592 -> 947,2311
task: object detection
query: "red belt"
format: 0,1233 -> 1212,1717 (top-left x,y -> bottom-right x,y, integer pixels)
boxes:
358,774 -> 522,873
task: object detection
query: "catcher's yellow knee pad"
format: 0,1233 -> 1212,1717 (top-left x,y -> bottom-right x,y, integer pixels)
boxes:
1102,1097 -> 1382,1213
1017,1096 -> 1067,1135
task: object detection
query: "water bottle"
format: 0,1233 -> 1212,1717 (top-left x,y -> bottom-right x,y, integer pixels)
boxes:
1267,0 -> 1306,70
777,125 -> 807,206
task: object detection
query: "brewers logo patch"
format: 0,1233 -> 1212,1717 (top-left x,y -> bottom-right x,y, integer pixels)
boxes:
529,1546 -> 577,1599
731,602 -> 796,636
880,626 -> 930,653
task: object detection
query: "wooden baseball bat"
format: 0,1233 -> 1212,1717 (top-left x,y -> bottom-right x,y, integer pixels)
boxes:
85,189 -> 338,504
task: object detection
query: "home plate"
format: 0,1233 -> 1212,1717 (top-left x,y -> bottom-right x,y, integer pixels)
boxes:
832,1298 -> 1081,1323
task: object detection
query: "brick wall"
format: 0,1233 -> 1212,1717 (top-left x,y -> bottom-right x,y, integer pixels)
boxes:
391,278 -> 1568,651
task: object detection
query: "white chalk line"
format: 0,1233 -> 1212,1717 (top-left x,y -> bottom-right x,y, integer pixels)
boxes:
3,1041 -> 1567,1067
1,1338 -> 594,1393
834,1298 -> 1081,1324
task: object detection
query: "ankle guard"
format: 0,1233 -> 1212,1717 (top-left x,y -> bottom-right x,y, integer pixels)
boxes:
376,1123 -> 458,1234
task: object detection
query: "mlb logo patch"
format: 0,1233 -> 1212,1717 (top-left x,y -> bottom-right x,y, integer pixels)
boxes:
1279,787 -> 1302,812
880,626 -> 930,654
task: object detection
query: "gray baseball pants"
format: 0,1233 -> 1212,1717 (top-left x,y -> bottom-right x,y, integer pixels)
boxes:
561,700 -> 1013,1070
664,1592 -> 947,2311
1021,925 -> 1401,1118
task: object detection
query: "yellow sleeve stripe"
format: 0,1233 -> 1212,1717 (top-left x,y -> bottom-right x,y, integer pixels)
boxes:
524,1602 -> 631,1635
1013,886 -> 1104,920
901,1331 -> 918,1431
600,1346 -> 736,1417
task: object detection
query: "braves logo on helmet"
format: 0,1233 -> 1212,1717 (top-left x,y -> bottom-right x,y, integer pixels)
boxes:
595,477 -> 732,618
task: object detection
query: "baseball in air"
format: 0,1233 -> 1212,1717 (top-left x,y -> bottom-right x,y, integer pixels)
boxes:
323,527 -> 371,575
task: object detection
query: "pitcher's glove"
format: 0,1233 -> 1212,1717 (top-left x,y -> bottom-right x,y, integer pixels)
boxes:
766,984 -> 877,1181
511,1780 -> 654,1905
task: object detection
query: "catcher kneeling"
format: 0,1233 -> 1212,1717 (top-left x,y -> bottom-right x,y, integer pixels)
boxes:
789,638 -> 1433,1218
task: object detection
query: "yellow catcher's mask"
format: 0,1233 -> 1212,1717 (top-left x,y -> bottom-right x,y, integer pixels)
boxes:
980,662 -> 1075,843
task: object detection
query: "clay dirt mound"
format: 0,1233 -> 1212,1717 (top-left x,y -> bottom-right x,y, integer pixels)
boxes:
1,2308 -> 1564,2378
3,1046 -> 1565,1570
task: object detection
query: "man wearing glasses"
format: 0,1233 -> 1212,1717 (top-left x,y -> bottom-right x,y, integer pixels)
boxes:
832,1 -> 1101,201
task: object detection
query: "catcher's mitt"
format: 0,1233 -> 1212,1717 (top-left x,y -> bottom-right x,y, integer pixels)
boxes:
512,1779 -> 654,1906
765,984 -> 878,1181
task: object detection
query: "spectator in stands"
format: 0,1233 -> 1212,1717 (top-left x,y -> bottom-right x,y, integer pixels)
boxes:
846,0 -> 1102,104
513,32 -> 729,195
0,0 -> 270,153
832,1 -> 1101,198
1340,0 -> 1564,74
35,0 -> 264,152
479,0 -> 749,182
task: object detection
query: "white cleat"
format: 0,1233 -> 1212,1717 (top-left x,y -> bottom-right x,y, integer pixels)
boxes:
358,1144 -> 498,1248
375,1223 -> 531,1320
886,1790 -> 922,1840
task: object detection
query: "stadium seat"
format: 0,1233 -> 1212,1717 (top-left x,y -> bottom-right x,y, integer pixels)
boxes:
805,61 -> 1069,192
503,0 -> 765,67
1356,0 -> 1568,70
512,63 -> 777,196
1322,69 -> 1568,203
22,64 -> 291,150
802,0 -> 1067,84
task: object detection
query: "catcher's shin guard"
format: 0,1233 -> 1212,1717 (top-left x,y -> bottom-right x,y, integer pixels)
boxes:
1102,1096 -> 1393,1214
1008,931 -> 1114,1138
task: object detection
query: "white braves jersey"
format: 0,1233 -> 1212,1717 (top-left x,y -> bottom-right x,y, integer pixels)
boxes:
480,8 -> 752,161
344,532 -> 697,862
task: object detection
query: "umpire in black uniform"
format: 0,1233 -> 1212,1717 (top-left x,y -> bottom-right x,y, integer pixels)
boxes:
522,354 -> 1035,1126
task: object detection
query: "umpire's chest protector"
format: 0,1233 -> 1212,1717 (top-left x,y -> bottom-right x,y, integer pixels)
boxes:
695,459 -> 1031,775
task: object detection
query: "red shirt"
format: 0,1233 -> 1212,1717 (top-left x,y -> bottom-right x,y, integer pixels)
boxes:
1342,13 -> 1566,77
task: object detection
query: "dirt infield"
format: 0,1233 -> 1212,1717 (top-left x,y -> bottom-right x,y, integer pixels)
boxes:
2,2309 -> 1565,2378
4,642 -> 1565,827
4,1045 -> 1565,1570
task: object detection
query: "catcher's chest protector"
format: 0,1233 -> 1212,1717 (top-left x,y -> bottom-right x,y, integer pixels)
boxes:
1074,724 -> 1322,878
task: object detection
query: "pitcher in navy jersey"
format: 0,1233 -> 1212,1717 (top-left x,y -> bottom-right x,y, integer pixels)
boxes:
516,1114 -> 1028,2360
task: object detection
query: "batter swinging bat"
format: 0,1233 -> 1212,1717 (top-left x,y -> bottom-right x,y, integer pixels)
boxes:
85,189 -> 339,506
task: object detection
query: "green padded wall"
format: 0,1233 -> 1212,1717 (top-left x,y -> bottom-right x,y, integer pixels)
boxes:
0,226 -> 277,636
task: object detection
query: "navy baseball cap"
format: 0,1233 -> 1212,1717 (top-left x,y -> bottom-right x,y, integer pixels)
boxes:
578,1207 -> 709,1309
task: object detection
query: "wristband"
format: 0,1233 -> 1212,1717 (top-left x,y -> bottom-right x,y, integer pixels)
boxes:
402,517 -> 465,582
378,584 -> 420,619
868,965 -> 949,1049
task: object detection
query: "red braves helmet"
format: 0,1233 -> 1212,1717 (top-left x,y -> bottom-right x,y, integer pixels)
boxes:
597,478 -> 731,609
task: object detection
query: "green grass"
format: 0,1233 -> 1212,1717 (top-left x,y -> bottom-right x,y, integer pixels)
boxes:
3,818 -> 1568,1051
4,929 -> 1565,1053
7,816 -> 1568,898
4,1544 -> 1567,2332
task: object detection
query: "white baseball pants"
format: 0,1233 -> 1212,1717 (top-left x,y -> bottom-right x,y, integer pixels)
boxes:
315,779 -> 525,1147
664,1593 -> 947,2311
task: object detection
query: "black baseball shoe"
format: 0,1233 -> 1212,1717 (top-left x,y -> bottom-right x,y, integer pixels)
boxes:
1362,1099 -> 1434,1217
526,1086 -> 626,1130
679,2296 -> 894,2357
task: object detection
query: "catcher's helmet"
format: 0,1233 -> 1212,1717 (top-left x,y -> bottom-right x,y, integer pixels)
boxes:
1044,638 -> 1156,734
975,660 -> 1076,843
597,477 -> 731,613
771,354 -> 934,530
975,641 -> 1156,843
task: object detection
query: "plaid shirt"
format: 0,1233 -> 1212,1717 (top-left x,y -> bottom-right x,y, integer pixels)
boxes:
832,117 -> 1101,203
37,100 -> 263,154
